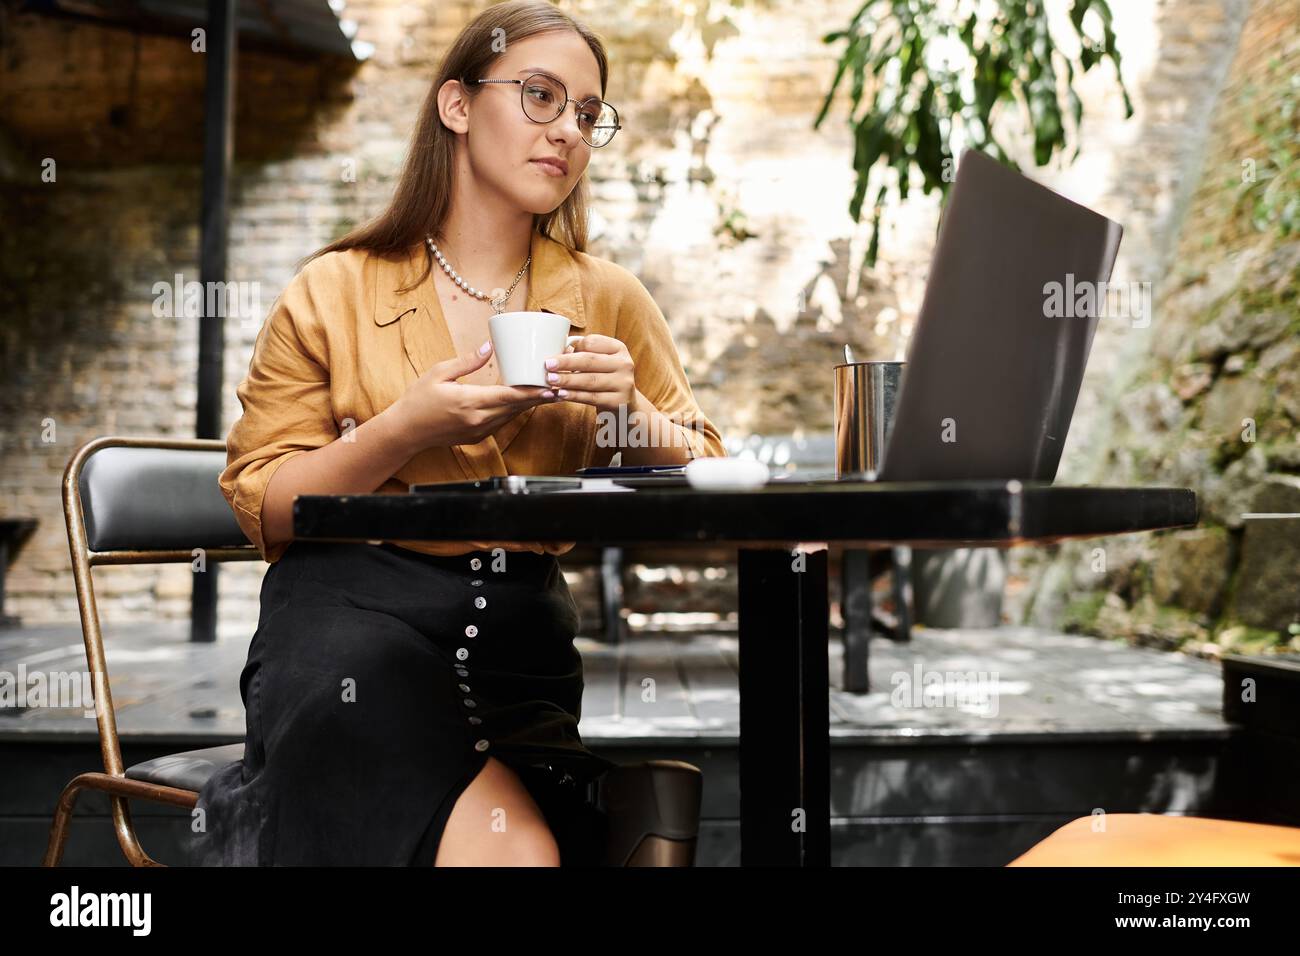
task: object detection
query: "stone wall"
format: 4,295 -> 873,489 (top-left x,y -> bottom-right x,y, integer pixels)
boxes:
1018,0 -> 1300,656
0,0 -> 1281,642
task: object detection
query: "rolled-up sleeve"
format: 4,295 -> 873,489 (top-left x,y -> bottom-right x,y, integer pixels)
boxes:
611,266 -> 727,461
219,261 -> 339,563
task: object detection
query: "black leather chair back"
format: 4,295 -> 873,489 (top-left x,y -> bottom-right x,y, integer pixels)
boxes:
78,446 -> 249,552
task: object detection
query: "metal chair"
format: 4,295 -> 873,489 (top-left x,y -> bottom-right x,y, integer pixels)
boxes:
44,435 -> 703,866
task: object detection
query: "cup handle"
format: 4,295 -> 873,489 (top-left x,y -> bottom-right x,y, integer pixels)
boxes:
564,334 -> 584,353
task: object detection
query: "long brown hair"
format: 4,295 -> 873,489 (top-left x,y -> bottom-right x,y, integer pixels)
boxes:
304,0 -> 609,292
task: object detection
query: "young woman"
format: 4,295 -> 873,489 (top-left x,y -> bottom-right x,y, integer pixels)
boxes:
190,0 -> 725,867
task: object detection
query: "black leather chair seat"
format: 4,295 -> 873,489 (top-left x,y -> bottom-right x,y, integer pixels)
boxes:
124,743 -> 245,792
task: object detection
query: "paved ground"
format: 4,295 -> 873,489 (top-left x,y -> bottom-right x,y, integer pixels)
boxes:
0,620 -> 1227,744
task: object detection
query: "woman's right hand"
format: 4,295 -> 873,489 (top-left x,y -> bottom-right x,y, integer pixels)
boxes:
389,341 -> 559,451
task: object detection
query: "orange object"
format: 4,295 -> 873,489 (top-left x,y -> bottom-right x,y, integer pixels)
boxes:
1008,813 -> 1300,866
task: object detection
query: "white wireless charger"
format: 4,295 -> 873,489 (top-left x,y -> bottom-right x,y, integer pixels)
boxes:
684,457 -> 770,490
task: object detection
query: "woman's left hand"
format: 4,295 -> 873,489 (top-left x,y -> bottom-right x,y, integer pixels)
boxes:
544,334 -> 638,414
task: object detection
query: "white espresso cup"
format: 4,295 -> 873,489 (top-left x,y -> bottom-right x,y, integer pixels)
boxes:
488,311 -> 582,386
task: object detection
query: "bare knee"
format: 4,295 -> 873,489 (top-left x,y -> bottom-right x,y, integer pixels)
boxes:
435,756 -> 560,866
501,822 -> 562,867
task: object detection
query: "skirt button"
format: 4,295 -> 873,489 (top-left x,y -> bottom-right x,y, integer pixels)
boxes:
458,683 -> 471,693
475,739 -> 490,752
463,698 -> 477,708
474,596 -> 487,609
468,716 -> 482,725
470,557 -> 483,571
464,624 -> 478,638
456,647 -> 469,661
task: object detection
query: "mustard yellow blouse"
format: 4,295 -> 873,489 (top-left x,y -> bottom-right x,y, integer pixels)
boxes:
220,228 -> 728,563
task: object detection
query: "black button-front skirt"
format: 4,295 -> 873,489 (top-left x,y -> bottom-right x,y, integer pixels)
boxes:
187,540 -> 619,866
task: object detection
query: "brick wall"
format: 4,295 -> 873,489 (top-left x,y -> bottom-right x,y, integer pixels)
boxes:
0,0 -> 1268,640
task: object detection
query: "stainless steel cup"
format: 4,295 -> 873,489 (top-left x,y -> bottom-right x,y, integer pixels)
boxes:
833,361 -> 905,480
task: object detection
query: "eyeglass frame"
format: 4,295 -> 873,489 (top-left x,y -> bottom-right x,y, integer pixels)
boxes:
467,74 -> 623,148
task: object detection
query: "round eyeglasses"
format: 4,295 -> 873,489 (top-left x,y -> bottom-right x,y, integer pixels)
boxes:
469,73 -> 622,148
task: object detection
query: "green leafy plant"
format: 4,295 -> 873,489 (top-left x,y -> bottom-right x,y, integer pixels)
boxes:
815,0 -> 1134,266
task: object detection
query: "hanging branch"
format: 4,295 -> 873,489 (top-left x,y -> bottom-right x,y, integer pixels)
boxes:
815,0 -> 1134,267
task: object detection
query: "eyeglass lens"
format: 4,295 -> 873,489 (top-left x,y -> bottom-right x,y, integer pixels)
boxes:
520,74 -> 618,147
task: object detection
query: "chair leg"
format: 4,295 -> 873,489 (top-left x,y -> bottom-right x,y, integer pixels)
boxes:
42,776 -> 84,866
841,549 -> 872,693
109,795 -> 166,867
43,772 -> 186,866
600,546 -> 625,644
890,546 -> 913,641
594,760 -> 703,866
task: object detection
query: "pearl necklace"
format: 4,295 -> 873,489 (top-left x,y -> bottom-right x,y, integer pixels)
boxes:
426,236 -> 530,314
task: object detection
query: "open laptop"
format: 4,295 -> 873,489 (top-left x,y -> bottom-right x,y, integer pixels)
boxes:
876,148 -> 1124,483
